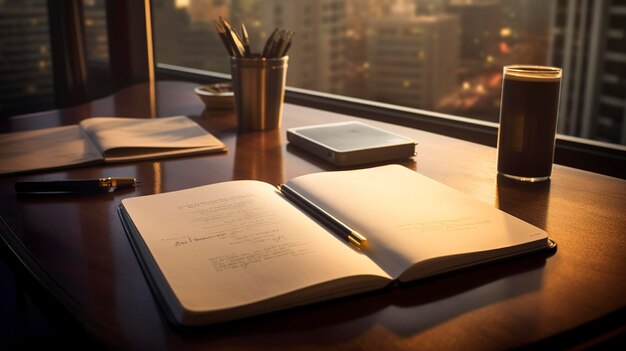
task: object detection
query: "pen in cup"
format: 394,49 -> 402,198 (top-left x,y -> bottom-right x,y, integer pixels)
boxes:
240,23 -> 251,57
214,18 -> 294,59
278,184 -> 368,250
213,20 -> 234,57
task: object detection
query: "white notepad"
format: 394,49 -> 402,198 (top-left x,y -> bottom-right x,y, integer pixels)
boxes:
287,122 -> 417,166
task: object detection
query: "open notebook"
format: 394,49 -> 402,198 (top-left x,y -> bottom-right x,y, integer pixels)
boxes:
119,165 -> 555,326
0,115 -> 226,175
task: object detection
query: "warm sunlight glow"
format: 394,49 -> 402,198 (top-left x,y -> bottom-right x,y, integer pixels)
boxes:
499,42 -> 510,54
175,0 -> 189,9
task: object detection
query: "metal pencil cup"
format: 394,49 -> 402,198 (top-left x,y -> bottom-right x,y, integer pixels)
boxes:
230,56 -> 288,131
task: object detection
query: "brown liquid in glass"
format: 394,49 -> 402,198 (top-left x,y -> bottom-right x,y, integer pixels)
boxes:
497,77 -> 560,179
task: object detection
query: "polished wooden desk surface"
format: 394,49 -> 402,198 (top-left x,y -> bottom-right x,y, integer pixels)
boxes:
0,81 -> 624,349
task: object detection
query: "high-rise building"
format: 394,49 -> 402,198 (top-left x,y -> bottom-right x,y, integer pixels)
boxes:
499,0 -> 552,65
366,13 -> 460,109
0,0 -> 54,117
446,0 -> 501,74
188,0 -> 230,24
83,0 -> 109,62
153,0 -> 231,73
550,0 -> 626,144
344,0 -> 398,97
260,0 -> 348,95
181,22 -> 231,73
153,0 -> 191,67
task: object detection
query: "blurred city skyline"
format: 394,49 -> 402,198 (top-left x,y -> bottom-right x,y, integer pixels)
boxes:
2,0 -> 624,145
154,0 -> 553,125
154,0 -> 625,144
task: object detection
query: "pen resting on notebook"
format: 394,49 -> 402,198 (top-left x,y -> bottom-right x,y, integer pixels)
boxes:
278,184 -> 368,250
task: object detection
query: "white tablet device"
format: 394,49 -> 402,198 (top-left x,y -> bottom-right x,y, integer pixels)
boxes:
286,121 -> 416,166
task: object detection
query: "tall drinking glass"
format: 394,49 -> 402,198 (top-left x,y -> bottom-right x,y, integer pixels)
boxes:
496,65 -> 562,182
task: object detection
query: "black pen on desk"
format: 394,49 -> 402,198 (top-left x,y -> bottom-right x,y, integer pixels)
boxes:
278,184 -> 368,250
15,177 -> 138,193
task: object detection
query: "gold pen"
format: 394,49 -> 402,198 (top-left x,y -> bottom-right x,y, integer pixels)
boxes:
15,177 -> 138,193
240,23 -> 251,57
97,177 -> 138,190
279,184 -> 368,250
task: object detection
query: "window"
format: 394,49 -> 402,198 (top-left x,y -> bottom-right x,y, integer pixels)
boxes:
153,0 -> 626,148
0,0 -> 112,117
0,0 -> 54,117
83,0 -> 109,62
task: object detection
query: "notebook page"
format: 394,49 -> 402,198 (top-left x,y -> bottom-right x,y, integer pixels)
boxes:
121,180 -> 390,316
286,165 -> 548,279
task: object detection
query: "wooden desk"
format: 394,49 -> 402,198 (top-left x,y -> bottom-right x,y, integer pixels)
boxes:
1,81 -> 624,349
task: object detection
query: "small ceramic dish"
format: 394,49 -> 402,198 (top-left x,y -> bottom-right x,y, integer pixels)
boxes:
194,82 -> 234,110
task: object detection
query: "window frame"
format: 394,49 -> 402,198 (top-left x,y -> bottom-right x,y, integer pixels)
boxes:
43,0 -> 153,110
